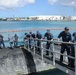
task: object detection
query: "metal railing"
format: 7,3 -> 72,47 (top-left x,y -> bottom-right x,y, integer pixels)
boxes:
24,38 -> 76,75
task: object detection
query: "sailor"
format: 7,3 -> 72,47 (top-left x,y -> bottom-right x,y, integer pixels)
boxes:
24,33 -> 27,40
44,30 -> 53,55
0,34 -> 5,48
14,34 -> 18,47
70,32 -> 76,67
58,27 -> 72,65
73,32 -> 76,42
8,34 -> 14,49
28,32 -> 35,49
36,31 -> 42,53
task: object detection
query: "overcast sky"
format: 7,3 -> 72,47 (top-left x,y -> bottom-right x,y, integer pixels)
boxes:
0,0 -> 76,17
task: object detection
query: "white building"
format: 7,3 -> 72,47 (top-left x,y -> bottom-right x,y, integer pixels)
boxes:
49,15 -> 63,20
29,15 -> 63,21
71,16 -> 76,20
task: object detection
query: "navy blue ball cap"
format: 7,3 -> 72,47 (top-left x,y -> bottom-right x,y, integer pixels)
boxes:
47,30 -> 50,31
64,26 -> 69,30
25,33 -> 27,35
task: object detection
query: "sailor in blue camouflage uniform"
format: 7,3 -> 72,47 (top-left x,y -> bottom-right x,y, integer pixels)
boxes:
36,31 -> 42,53
58,27 -> 72,66
44,30 -> 53,55
70,32 -> 76,67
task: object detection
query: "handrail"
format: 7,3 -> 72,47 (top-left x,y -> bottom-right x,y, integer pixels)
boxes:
4,38 -> 76,45
25,42 -> 75,60
25,38 -> 76,45
3,40 -> 24,43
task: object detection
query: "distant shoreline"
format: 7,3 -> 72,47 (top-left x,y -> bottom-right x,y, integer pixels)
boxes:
0,15 -> 76,21
0,20 -> 76,22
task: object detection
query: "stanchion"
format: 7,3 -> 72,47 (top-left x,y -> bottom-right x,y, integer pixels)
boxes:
28,39 -> 29,51
41,40 -> 43,61
53,42 -> 55,66
34,39 -> 36,55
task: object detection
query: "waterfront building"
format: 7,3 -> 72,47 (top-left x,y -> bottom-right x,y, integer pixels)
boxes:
29,15 -> 63,21
71,16 -> 76,21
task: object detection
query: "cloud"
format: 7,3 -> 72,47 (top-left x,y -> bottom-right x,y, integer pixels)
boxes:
0,0 -> 35,9
48,0 -> 58,4
48,0 -> 76,6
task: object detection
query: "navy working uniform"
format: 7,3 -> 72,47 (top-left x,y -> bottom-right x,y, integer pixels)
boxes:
58,27 -> 72,65
14,34 -> 18,47
0,34 -> 5,48
70,32 -> 76,67
26,33 -> 31,48
27,32 -> 35,49
44,30 -> 53,55
36,31 -> 42,53
73,32 -> 76,42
